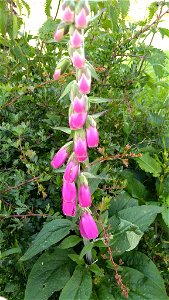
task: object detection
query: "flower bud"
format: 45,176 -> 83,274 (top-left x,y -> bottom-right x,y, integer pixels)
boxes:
64,156 -> 79,182
72,49 -> 85,69
78,67 -> 91,94
74,129 -> 88,162
53,57 -> 70,81
79,211 -> 98,239
54,23 -> 69,42
51,141 -> 73,169
69,106 -> 87,129
78,175 -> 91,207
86,116 -> 99,148
62,201 -> 76,217
70,27 -> 83,48
61,1 -> 75,23
75,8 -> 89,29
62,181 -> 76,202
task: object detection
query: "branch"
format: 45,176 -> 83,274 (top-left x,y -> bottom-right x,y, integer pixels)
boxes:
1,176 -> 39,194
0,213 -> 49,219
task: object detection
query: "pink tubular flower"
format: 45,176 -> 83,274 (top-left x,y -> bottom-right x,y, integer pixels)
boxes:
62,181 -> 76,202
51,147 -> 68,169
53,69 -> 61,81
70,30 -> 83,48
54,28 -> 64,42
78,73 -> 91,94
79,212 -> 98,239
86,125 -> 99,148
75,8 -> 88,29
74,137 -> 87,162
73,96 -> 86,113
69,112 -> 87,130
61,6 -> 74,23
64,160 -> 79,182
72,51 -> 85,69
62,201 -> 76,217
78,184 -> 91,207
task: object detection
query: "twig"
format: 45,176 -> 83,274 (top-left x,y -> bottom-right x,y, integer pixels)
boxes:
1,213 -> 49,219
54,0 -> 61,20
90,152 -> 142,167
1,176 -> 39,194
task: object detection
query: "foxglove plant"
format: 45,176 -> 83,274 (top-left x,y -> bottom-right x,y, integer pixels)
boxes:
51,0 -> 99,241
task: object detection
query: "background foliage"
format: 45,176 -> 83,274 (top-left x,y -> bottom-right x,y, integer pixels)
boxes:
0,0 -> 169,299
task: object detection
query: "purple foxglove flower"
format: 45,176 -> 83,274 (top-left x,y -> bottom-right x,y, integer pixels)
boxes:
54,23 -> 69,42
74,136 -> 87,162
86,125 -> 99,148
70,29 -> 83,48
73,96 -> 86,113
64,159 -> 79,182
51,147 -> 68,168
62,201 -> 76,217
69,112 -> 87,130
75,8 -> 88,29
61,6 -> 74,23
72,51 -> 85,69
62,181 -> 76,202
79,212 -> 98,239
53,69 -> 61,81
78,184 -> 91,207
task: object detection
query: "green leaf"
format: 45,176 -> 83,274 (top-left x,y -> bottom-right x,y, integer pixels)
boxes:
89,97 -> 112,104
86,61 -> 99,81
90,8 -> 106,22
90,284 -> 115,300
109,205 -> 161,255
1,247 -> 21,259
24,248 -> 72,300
68,254 -> 85,265
148,48 -> 167,78
90,109 -> 109,119
45,0 -> 53,17
52,127 -> 71,134
20,0 -> 30,16
79,242 -> 94,260
59,266 -> 92,300
159,27 -> 169,39
122,170 -> 149,199
59,235 -> 82,249
89,264 -> 104,277
148,1 -> 158,21
118,0 -> 130,18
109,3 -> 119,33
114,251 -> 168,300
136,152 -> 162,177
162,203 -> 169,228
109,191 -> 138,217
21,219 -> 72,261
59,81 -> 74,100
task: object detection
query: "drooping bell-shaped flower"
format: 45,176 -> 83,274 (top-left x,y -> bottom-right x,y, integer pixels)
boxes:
53,57 -> 70,81
74,129 -> 88,162
62,181 -> 76,202
86,116 -> 99,148
79,211 -> 98,239
61,1 -> 75,23
72,50 -> 85,69
51,141 -> 73,169
77,175 -> 91,207
73,95 -> 86,113
64,156 -> 79,182
54,23 -> 69,42
78,67 -> 91,94
69,104 -> 87,130
62,201 -> 76,217
70,27 -> 83,48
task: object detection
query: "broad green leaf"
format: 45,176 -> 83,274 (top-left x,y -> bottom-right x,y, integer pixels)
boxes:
89,264 -> 104,277
122,170 -> 149,199
59,235 -> 82,249
114,251 -> 168,300
86,61 -> 99,81
148,1 -> 159,21
59,80 -> 74,100
159,27 -> 169,39
148,48 -> 167,78
24,248 -> 72,300
89,97 -> 112,104
87,167 -> 108,195
68,254 -> 85,265
109,205 -> 161,255
109,191 -> 138,217
52,126 -> 71,134
90,284 -> 115,300
136,152 -> 162,177
162,204 -> 169,228
21,219 -> 72,261
59,266 -> 92,300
